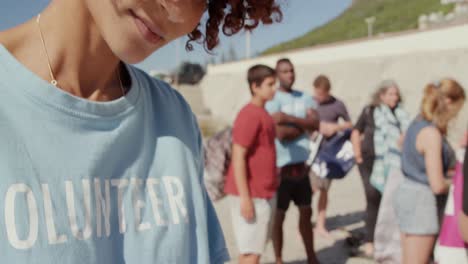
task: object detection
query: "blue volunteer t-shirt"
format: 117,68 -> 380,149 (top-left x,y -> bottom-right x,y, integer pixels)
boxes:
266,90 -> 317,167
0,45 -> 229,264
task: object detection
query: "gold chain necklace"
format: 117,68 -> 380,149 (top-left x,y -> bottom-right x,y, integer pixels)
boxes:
35,14 -> 126,97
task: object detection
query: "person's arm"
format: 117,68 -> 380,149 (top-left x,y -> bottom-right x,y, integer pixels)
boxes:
287,108 -> 319,132
421,127 -> 451,194
351,129 -> 363,164
340,121 -> 354,130
320,121 -> 353,137
331,101 -> 353,134
351,107 -> 368,164
328,100 -> 353,134
271,112 -> 306,141
273,109 -> 319,141
273,93 -> 320,132
230,110 -> 261,221
267,100 -> 304,141
231,144 -> 255,221
276,125 -> 304,141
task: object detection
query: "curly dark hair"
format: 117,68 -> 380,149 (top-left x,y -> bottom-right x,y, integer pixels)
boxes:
186,0 -> 283,51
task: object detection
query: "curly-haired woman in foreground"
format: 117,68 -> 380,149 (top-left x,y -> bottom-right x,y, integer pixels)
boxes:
0,1 -> 282,263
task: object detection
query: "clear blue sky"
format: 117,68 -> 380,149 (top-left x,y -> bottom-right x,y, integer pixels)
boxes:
0,0 -> 351,73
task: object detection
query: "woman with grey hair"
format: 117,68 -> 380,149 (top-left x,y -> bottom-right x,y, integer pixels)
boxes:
350,80 -> 410,259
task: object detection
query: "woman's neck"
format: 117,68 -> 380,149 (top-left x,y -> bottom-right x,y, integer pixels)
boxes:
0,1 -> 124,101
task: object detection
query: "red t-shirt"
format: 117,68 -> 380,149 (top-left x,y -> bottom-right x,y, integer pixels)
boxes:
224,103 -> 277,199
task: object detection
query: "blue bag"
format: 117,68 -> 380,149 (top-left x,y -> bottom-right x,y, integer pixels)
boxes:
311,129 -> 355,180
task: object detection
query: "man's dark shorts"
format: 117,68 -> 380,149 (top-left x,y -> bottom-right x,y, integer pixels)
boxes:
276,163 -> 312,211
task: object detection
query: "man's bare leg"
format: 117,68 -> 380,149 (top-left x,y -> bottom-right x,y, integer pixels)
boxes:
314,189 -> 332,239
299,207 -> 320,264
272,210 -> 286,264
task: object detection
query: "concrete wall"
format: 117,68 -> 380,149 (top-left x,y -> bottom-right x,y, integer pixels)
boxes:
200,25 -> 468,143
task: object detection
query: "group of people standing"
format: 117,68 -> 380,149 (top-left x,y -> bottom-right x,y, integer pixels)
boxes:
224,57 -> 467,264
352,79 -> 466,264
224,59 -> 320,264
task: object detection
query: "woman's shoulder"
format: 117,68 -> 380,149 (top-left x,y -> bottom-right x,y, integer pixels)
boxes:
129,66 -> 203,152
418,125 -> 441,144
408,116 -> 433,131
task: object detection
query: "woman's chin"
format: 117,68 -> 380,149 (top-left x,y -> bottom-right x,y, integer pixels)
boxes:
105,36 -> 159,64
114,47 -> 153,64
118,40 -> 169,64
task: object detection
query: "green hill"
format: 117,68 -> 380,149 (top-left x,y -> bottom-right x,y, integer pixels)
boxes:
263,0 -> 454,55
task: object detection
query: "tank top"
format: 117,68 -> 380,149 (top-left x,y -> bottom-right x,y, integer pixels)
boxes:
401,117 -> 453,185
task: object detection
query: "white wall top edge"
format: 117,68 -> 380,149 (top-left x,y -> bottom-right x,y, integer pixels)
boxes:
207,24 -> 468,74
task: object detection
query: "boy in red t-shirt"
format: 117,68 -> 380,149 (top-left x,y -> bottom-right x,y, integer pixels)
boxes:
224,65 -> 277,264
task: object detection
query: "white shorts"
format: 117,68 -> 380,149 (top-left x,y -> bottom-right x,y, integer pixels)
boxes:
228,196 -> 276,255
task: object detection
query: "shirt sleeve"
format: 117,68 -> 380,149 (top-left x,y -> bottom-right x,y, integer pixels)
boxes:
354,107 -> 369,133
338,101 -> 351,121
232,111 -> 260,149
304,93 -> 317,110
265,99 -> 280,114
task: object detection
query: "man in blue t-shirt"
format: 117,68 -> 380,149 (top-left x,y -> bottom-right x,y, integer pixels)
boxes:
266,58 -> 320,264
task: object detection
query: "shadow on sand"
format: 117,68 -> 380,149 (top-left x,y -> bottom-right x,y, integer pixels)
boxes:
265,210 -> 374,264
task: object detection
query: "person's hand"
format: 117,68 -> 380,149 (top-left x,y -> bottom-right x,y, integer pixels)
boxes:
397,134 -> 405,150
240,197 -> 255,222
320,122 -> 338,137
272,112 -> 289,124
355,154 -> 363,164
447,169 -> 455,179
